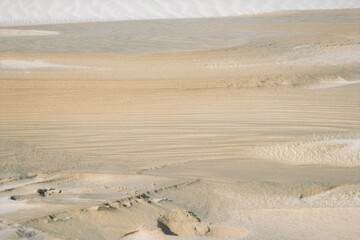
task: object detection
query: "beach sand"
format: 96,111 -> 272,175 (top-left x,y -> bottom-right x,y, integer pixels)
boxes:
0,9 -> 360,240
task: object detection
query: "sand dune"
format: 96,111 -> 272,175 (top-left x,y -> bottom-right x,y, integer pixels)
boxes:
1,0 -> 360,26
1,8 -> 360,240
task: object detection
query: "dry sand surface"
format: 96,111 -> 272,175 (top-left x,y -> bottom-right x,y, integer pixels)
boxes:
0,9 -> 360,240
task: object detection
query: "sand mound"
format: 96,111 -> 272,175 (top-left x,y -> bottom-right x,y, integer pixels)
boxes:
157,209 -> 205,236
157,209 -> 246,238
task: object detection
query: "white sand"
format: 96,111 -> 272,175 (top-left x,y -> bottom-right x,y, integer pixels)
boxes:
0,60 -> 86,70
0,29 -> 59,36
0,0 -> 359,25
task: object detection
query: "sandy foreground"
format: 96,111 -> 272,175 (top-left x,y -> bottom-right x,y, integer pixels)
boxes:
0,9 -> 360,240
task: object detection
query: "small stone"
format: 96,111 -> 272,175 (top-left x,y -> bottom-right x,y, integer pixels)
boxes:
36,189 -> 48,197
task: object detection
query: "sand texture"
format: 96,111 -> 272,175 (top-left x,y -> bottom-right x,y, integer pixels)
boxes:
0,9 -> 360,240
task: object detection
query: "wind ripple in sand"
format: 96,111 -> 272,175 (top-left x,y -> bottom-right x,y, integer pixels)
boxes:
1,0 -> 360,25
255,133 -> 360,167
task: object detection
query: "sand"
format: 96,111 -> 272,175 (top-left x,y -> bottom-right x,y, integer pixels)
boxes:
1,0 -> 359,26
0,9 -> 360,240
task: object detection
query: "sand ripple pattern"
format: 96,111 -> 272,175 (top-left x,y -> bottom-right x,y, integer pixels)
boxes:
1,0 -> 360,25
256,133 -> 360,166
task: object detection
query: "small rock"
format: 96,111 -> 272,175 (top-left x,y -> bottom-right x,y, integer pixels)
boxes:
36,189 -> 48,197
48,215 -> 57,222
